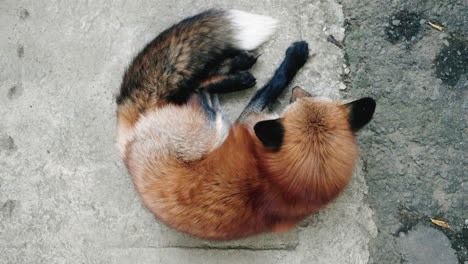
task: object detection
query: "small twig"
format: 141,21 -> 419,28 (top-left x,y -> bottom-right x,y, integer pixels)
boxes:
428,21 -> 444,31
327,35 -> 344,49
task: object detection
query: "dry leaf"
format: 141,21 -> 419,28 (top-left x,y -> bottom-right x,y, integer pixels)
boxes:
428,22 -> 444,31
429,218 -> 451,229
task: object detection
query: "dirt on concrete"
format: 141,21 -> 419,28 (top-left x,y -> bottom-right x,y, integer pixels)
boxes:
340,0 -> 467,263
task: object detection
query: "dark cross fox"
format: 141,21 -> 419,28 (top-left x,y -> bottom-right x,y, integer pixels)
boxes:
116,9 -> 376,240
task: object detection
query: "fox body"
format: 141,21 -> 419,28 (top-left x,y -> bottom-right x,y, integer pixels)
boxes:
116,9 -> 376,240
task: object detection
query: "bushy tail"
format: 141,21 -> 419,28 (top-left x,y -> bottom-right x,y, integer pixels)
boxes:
227,10 -> 278,50
117,9 -> 277,107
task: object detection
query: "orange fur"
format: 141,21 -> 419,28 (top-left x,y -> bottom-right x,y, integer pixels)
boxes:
121,97 -> 359,240
115,9 -> 369,241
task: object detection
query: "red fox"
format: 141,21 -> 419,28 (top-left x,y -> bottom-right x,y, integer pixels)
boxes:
116,9 -> 376,240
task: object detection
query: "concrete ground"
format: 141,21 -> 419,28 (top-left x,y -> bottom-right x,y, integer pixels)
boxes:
0,0 -> 465,263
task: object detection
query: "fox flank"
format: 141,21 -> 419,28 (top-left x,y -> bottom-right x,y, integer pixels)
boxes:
116,9 -> 376,240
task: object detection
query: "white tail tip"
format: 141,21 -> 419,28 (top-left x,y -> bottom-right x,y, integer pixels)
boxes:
228,10 -> 278,50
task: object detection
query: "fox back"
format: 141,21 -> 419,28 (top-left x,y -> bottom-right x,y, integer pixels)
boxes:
116,9 -> 375,240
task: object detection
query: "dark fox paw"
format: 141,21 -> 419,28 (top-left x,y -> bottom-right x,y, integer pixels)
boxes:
231,51 -> 260,72
236,71 -> 256,88
285,41 -> 309,67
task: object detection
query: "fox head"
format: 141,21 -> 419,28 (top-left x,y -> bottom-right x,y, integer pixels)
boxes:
254,87 -> 376,205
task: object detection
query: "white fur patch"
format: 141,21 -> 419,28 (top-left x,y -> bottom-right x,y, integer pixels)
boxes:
127,105 -> 221,167
211,113 -> 230,151
228,10 -> 278,50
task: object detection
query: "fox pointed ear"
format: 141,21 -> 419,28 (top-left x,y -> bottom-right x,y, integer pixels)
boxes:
345,97 -> 376,132
254,119 -> 284,150
290,86 -> 312,103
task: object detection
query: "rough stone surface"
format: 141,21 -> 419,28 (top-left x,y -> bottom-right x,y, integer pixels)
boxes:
397,224 -> 458,264
1,0 -> 376,263
341,0 -> 467,263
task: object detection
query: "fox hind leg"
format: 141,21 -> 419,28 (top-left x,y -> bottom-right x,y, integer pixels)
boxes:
210,51 -> 260,76
227,51 -> 260,73
200,71 -> 256,94
198,50 -> 259,94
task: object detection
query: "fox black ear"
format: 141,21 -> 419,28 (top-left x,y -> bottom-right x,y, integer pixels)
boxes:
254,119 -> 284,150
345,97 -> 376,132
290,86 -> 312,103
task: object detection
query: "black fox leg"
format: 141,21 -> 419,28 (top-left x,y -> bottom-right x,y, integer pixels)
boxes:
239,41 -> 309,118
210,51 -> 260,76
225,51 -> 260,73
195,90 -> 217,121
195,90 -> 228,129
209,93 -> 222,111
199,71 -> 256,94
166,51 -> 258,105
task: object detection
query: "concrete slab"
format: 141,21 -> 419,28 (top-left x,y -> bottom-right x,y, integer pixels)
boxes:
0,0 -> 376,263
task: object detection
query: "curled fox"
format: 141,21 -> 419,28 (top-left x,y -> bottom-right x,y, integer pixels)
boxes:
116,9 -> 375,240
